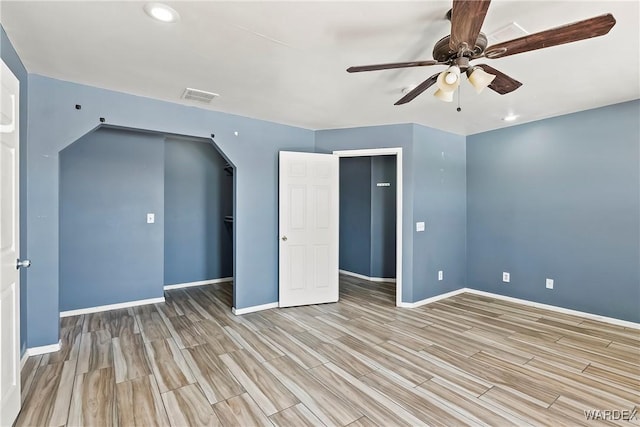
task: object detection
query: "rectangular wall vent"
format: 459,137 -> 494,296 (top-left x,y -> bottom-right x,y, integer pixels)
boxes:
487,22 -> 528,44
181,88 -> 219,104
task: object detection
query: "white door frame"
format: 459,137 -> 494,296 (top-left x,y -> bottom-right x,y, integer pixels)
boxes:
333,148 -> 403,307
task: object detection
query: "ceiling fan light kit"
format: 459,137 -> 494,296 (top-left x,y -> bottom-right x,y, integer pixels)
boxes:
444,67 -> 460,85
434,88 -> 455,103
346,0 -> 616,109
467,66 -> 496,94
437,66 -> 461,92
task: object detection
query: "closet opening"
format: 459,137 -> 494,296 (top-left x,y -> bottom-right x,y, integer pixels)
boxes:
59,126 -> 235,315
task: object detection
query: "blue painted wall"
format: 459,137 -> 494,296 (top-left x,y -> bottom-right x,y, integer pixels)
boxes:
60,128 -> 165,310
467,101 -> 640,322
339,155 -> 397,279
370,155 -> 397,279
1,24 -> 29,354
339,156 -> 371,276
412,125 -> 467,301
164,136 -> 233,285
25,75 -> 314,347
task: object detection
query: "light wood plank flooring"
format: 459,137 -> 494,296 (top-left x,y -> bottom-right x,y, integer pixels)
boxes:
17,276 -> 640,426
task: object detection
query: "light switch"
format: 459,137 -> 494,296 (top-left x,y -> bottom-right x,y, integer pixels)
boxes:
147,213 -> 155,224
416,221 -> 425,232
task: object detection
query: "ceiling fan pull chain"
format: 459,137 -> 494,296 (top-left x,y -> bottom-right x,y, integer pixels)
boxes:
457,88 -> 462,112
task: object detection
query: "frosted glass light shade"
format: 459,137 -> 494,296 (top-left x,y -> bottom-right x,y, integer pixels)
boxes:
436,66 -> 461,92
467,67 -> 496,94
433,88 -> 454,102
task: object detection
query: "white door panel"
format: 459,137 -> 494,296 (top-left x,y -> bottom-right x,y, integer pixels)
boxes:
0,59 -> 21,426
279,152 -> 338,307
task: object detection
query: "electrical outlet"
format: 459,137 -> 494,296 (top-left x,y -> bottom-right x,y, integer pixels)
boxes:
546,278 -> 554,289
502,272 -> 510,283
146,213 -> 155,224
438,270 -> 443,281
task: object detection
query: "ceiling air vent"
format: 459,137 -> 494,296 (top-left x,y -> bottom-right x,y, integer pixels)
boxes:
487,22 -> 528,44
181,88 -> 219,104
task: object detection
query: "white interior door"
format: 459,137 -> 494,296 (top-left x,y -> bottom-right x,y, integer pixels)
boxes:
0,59 -> 21,426
279,151 -> 339,307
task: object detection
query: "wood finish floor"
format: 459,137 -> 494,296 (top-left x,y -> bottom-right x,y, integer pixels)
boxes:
17,276 -> 640,426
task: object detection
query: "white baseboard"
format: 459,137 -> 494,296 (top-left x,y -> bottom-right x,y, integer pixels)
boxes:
339,269 -> 396,283
26,340 -> 61,356
232,302 -> 278,315
398,288 -> 467,308
59,296 -> 165,318
164,277 -> 233,290
462,289 -> 640,329
399,287 -> 639,329
370,277 -> 397,283
20,352 -> 29,370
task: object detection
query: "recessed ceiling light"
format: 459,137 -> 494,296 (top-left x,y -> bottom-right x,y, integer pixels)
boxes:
502,114 -> 518,122
401,85 -> 417,94
144,3 -> 180,23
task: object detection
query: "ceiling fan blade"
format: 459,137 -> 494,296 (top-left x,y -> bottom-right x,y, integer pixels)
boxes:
476,64 -> 522,94
484,13 -> 616,59
347,60 -> 439,73
394,73 -> 440,105
449,0 -> 491,51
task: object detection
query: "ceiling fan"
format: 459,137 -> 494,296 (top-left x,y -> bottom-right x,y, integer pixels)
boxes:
347,0 -> 616,105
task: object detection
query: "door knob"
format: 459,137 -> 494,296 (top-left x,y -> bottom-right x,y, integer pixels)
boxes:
281,236 -> 288,241
16,259 -> 31,269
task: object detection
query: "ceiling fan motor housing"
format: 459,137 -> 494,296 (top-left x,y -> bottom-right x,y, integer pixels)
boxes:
432,33 -> 488,63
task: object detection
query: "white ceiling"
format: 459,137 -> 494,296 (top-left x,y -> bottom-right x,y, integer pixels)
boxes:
1,1 -> 638,135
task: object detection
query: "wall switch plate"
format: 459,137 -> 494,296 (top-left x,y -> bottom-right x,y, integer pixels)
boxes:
502,272 -> 510,283
438,270 -> 443,281
416,222 -> 425,232
546,278 -> 554,289
146,213 -> 155,224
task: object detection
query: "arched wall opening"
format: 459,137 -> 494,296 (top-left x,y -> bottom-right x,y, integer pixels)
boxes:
59,125 -> 235,313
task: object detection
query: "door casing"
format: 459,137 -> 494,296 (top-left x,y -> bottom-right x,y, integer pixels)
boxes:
333,148 -> 403,307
